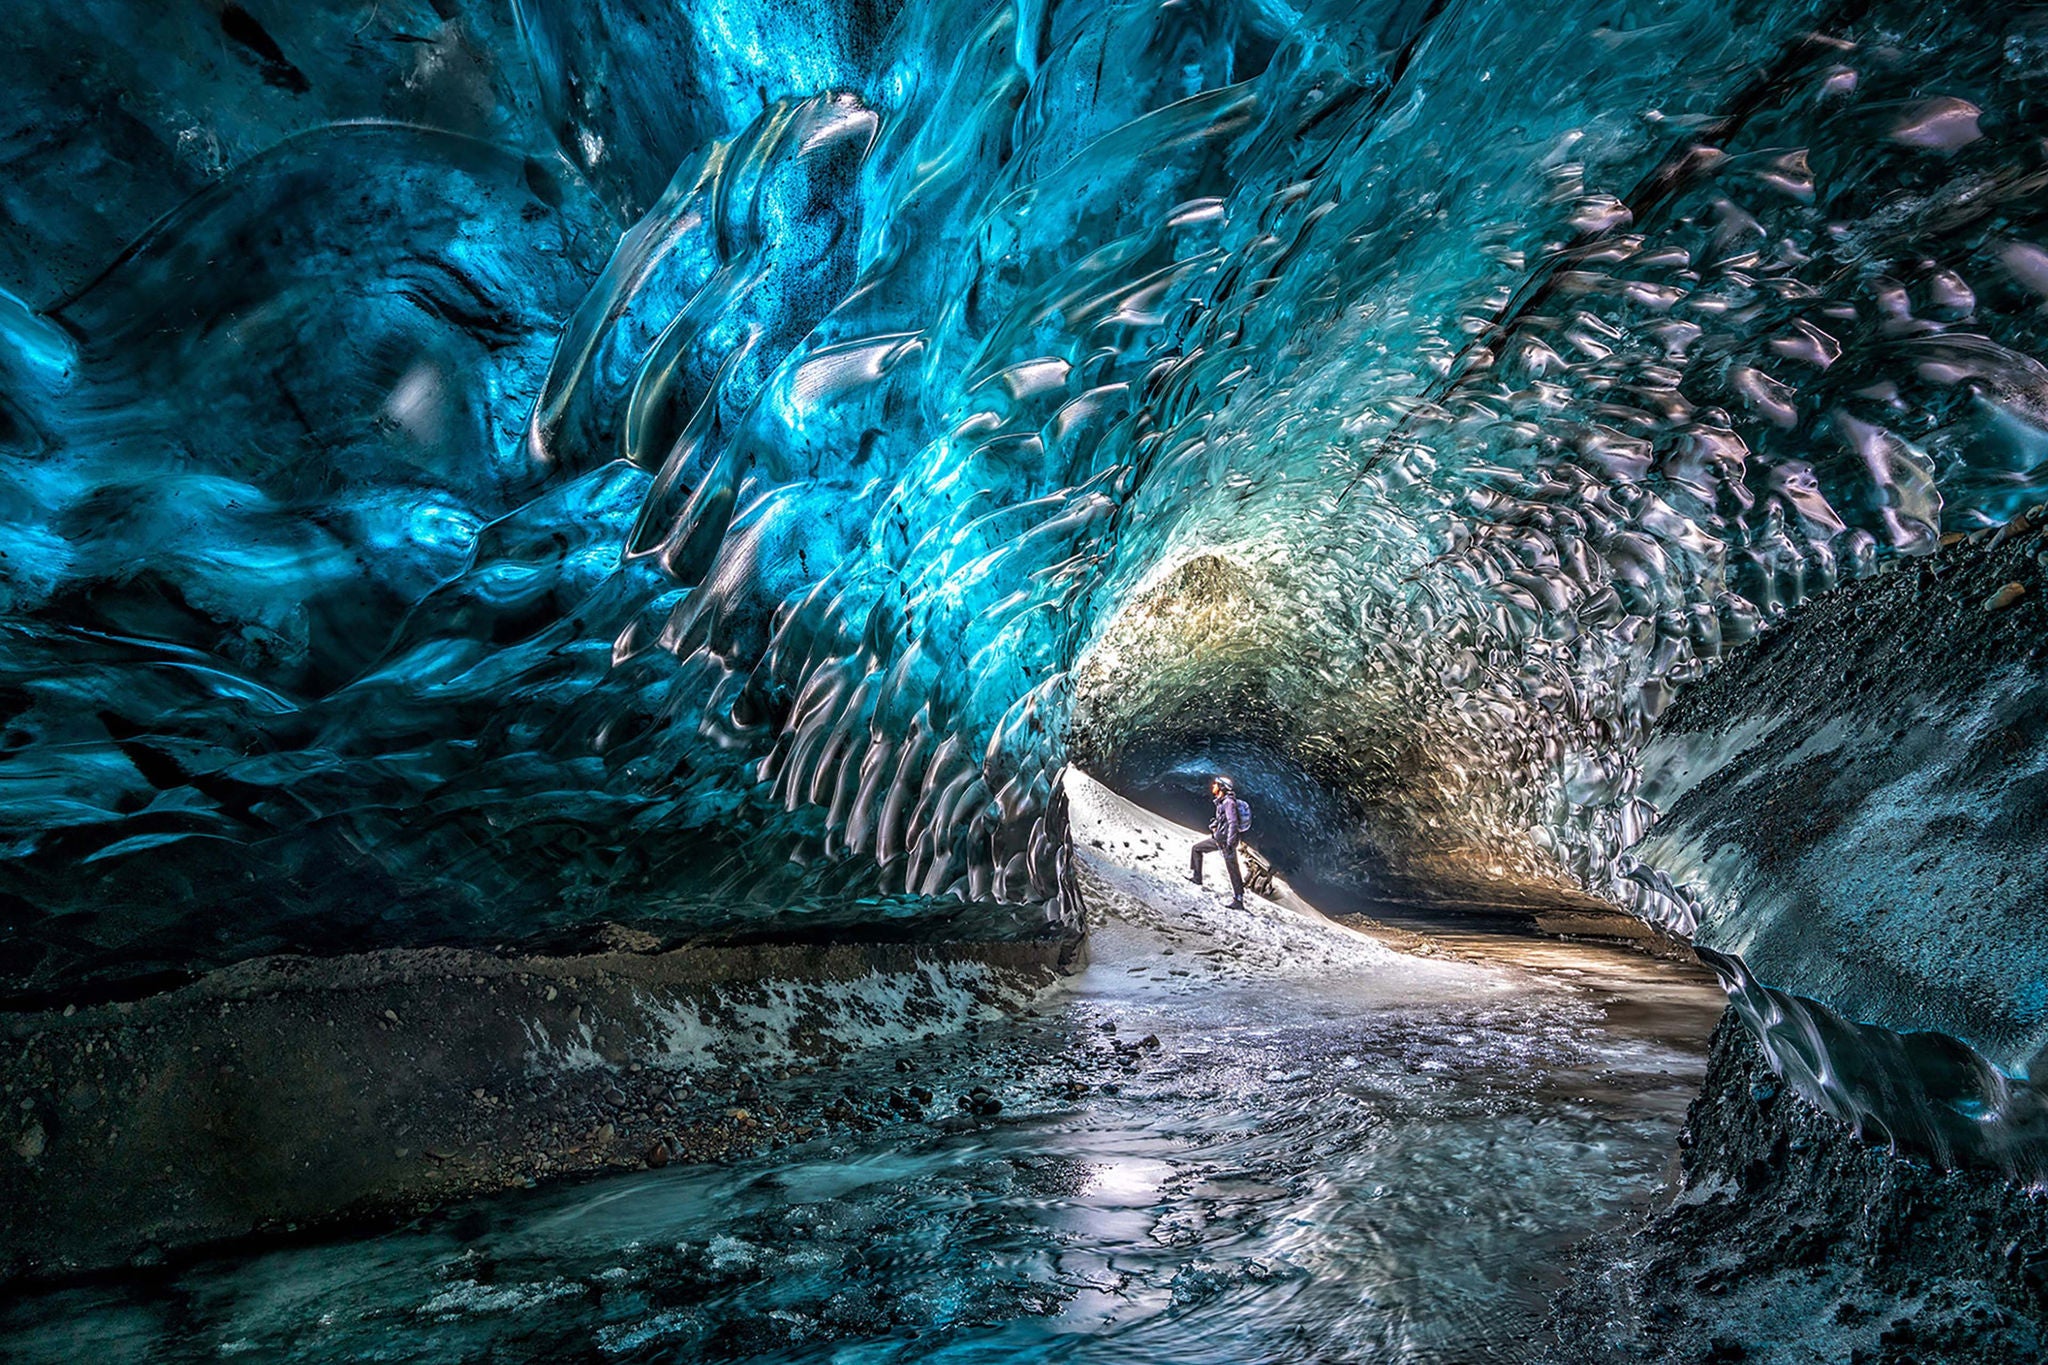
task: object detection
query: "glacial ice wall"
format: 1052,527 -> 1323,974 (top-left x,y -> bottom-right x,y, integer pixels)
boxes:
5,0 -> 2048,1002
1612,524 -> 2048,1179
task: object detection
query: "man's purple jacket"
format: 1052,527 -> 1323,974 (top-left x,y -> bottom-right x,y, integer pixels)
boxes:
1210,792 -> 1244,845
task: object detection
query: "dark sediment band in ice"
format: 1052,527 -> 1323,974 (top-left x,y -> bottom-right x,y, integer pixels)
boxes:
1624,523 -> 2048,1180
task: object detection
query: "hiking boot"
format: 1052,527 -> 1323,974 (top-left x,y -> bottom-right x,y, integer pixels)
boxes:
1227,898 -> 1244,910
1185,874 -> 1202,886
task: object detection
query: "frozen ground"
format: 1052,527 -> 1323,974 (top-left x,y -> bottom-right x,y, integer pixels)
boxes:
1066,769 -> 1491,992
0,775 -> 1727,1363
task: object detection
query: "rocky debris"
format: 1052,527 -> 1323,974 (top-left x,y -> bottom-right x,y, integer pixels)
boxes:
1985,581 -> 2025,612
884,1085 -> 932,1118
1095,1030 -> 1167,1076
1546,1013 -> 2048,1364
1988,509 -> 2037,550
594,923 -> 664,954
957,1086 -> 1004,1117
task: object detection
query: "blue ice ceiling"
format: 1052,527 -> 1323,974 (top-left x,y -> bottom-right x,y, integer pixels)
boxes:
3,0 -> 2047,1001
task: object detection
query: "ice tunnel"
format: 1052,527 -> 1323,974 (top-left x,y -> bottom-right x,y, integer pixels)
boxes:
8,0 -> 2048,1357
9,0 -> 2042,974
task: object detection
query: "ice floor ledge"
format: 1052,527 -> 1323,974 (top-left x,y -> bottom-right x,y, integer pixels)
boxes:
0,933 -> 1073,1279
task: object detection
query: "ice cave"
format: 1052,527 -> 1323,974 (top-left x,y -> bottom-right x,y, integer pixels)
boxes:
4,0 -> 2048,1359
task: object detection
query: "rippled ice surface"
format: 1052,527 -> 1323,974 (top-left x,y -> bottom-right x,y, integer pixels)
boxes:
0,782 -> 1724,1363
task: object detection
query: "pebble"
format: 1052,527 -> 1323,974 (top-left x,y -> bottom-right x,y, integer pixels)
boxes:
1985,583 -> 2025,612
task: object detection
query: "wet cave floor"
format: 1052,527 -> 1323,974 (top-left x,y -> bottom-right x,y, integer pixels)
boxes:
0,778 -> 1727,1363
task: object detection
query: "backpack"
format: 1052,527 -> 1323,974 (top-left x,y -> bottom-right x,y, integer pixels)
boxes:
1234,797 -> 1252,832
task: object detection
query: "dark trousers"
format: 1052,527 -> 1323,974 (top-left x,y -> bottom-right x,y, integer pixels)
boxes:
1190,837 -> 1243,898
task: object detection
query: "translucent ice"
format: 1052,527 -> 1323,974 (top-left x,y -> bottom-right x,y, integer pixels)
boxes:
5,0 -> 2048,1012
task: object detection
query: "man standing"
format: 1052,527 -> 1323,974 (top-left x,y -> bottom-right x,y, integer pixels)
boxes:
1188,776 -> 1246,910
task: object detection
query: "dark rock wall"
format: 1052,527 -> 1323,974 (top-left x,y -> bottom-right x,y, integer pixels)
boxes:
1549,1012 -> 2048,1365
